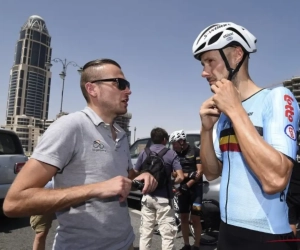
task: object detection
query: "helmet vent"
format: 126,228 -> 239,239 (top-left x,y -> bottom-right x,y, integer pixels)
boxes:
227,27 -> 250,48
208,32 -> 223,45
194,42 -> 206,54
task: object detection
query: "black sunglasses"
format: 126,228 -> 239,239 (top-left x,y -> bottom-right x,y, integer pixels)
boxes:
90,78 -> 130,90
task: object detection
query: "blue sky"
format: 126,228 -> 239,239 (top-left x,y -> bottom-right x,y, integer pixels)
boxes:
0,1 -> 299,142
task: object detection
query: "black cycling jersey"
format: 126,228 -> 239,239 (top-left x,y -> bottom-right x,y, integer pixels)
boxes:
176,144 -> 201,174
176,144 -> 203,216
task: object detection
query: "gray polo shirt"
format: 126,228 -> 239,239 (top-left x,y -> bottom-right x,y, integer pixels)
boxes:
31,107 -> 134,250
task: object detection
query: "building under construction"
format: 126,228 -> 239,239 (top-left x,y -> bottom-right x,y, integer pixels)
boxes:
115,112 -> 132,144
283,76 -> 300,107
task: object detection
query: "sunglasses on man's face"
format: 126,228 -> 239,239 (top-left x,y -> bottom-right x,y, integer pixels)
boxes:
90,78 -> 130,90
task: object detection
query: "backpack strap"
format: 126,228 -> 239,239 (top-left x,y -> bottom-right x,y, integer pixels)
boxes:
157,147 -> 172,205
157,147 -> 169,158
144,147 -> 151,156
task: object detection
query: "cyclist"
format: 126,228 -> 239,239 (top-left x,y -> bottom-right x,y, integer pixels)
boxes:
193,22 -> 299,250
169,130 -> 202,250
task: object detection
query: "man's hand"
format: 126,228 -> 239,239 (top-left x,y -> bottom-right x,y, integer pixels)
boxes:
211,79 -> 242,117
176,183 -> 189,195
172,171 -> 177,178
199,97 -> 221,131
134,172 -> 157,194
95,176 -> 132,203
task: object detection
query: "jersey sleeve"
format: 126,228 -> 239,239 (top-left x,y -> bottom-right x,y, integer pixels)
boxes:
262,87 -> 299,161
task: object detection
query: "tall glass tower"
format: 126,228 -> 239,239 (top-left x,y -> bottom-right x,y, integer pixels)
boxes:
6,15 -> 52,123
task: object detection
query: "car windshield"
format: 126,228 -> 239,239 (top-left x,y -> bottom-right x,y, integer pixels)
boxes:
0,132 -> 23,155
130,138 -> 149,158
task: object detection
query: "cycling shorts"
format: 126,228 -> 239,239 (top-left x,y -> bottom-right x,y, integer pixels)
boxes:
286,192 -> 300,225
177,182 -> 202,216
217,221 -> 298,250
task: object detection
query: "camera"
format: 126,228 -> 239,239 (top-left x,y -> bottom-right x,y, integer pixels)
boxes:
132,180 -> 144,191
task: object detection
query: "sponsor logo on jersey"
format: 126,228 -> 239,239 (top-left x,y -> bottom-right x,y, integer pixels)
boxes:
284,94 -> 294,122
284,124 -> 296,141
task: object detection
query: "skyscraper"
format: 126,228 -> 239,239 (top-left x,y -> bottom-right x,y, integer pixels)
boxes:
283,76 -> 300,108
3,15 -> 52,154
6,15 -> 52,122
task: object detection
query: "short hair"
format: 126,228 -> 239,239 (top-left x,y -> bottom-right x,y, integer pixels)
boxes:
80,58 -> 121,102
150,127 -> 169,144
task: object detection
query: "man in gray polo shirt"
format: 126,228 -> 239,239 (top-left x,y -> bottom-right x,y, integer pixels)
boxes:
4,58 -> 157,250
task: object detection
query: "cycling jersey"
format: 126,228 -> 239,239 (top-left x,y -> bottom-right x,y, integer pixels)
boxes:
214,87 -> 299,234
177,145 -> 203,215
177,145 -> 201,175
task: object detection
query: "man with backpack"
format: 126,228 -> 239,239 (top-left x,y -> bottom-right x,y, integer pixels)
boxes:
134,127 -> 184,250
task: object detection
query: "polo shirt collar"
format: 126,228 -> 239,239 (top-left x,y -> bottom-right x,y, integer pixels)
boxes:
81,107 -> 125,139
81,106 -> 104,126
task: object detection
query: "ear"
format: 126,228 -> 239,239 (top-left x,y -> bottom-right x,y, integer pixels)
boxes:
85,82 -> 98,99
235,46 -> 244,65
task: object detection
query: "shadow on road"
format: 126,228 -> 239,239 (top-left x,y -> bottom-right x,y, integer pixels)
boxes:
0,216 -> 31,233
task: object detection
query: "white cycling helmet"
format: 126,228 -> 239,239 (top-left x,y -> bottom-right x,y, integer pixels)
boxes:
169,130 -> 186,143
192,22 -> 257,80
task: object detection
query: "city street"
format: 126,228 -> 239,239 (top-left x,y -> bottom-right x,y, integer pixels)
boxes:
0,199 -> 217,250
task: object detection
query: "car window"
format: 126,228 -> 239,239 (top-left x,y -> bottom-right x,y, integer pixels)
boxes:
186,134 -> 201,148
0,132 -> 23,155
130,138 -> 150,158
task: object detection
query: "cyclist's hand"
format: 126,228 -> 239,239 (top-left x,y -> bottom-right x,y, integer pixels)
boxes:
189,171 -> 197,180
200,97 -> 221,131
178,184 -> 189,194
211,78 -> 242,117
95,176 -> 132,202
195,171 -> 202,181
134,172 -> 157,195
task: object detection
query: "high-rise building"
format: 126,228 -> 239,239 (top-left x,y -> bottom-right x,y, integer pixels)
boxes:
115,112 -> 132,144
3,15 -> 52,155
283,76 -> 300,107
6,15 -> 52,122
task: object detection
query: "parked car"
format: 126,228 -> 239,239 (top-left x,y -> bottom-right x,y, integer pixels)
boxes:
0,129 -> 28,214
128,130 -> 221,202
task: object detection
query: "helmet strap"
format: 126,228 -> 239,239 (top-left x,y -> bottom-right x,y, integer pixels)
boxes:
219,49 -> 248,81
179,140 -> 187,153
